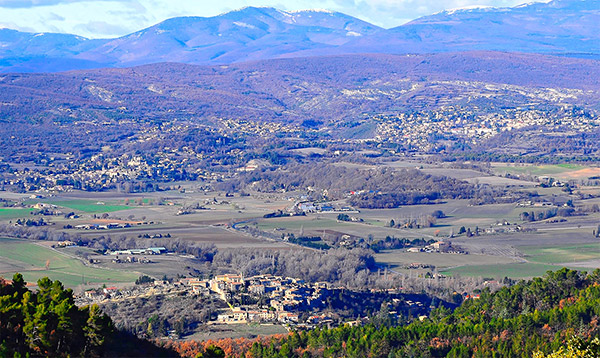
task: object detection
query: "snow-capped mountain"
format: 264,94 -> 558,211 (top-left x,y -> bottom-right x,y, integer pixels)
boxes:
74,7 -> 382,67
368,0 -> 599,55
0,1 -> 597,73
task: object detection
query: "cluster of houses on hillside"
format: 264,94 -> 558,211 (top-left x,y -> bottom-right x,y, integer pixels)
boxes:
374,103 -> 599,152
77,273 -> 333,325
178,274 -> 338,324
79,280 -> 187,303
77,271 -> 439,329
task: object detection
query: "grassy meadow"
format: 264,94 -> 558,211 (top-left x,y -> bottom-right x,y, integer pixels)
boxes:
441,262 -> 563,279
47,199 -> 129,213
521,244 -> 600,265
0,238 -> 138,287
0,208 -> 39,219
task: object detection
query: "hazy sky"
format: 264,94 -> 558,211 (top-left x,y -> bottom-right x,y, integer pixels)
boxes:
0,0 -> 534,38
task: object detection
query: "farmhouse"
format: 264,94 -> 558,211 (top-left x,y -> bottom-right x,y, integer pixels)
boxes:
217,309 -> 248,323
33,203 -> 57,209
298,202 -> 316,212
427,241 -> 451,252
147,247 -> 167,254
109,247 -> 167,256
56,240 -> 77,247
278,312 -> 299,323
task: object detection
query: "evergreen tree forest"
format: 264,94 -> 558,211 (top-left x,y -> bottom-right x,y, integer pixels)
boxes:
0,273 -> 113,357
0,273 -> 176,357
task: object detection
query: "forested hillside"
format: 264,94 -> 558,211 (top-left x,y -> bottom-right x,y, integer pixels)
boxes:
219,163 -> 528,207
0,274 -> 176,357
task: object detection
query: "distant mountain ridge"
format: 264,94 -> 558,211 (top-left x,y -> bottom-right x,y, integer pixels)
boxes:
0,0 -> 598,73
369,0 -> 599,55
75,7 -> 381,67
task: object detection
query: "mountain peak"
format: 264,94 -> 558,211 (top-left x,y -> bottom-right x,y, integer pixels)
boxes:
222,6 -> 281,16
433,5 -> 495,16
289,9 -> 335,14
0,2 -> 597,73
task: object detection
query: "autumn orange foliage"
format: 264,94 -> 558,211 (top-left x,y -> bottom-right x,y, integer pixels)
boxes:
162,334 -> 289,357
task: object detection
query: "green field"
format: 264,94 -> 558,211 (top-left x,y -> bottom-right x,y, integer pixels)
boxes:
0,208 -> 39,218
49,200 -> 129,213
521,244 -> 600,264
440,244 -> 600,279
22,199 -> 130,213
0,238 -> 138,287
441,262 -> 566,279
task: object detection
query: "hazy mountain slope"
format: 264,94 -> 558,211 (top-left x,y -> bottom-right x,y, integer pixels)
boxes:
0,28 -> 99,57
0,52 -> 598,162
74,7 -> 382,67
0,52 -> 598,125
0,29 -> 109,72
343,0 -> 599,56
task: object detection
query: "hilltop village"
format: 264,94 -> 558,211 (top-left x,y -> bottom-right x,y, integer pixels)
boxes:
77,272 -> 442,331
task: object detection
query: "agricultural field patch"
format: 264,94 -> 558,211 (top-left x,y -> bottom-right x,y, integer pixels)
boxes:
258,215 -> 424,240
521,244 -> 600,265
0,208 -> 39,218
184,323 -> 289,342
332,162 -> 376,170
464,176 -> 536,187
561,167 -> 600,179
84,251 -> 211,279
0,238 -> 138,287
375,251 -> 519,270
492,163 -> 592,179
441,262 -> 572,279
290,147 -> 327,156
381,160 -> 435,169
49,200 -> 130,213
257,216 -> 342,231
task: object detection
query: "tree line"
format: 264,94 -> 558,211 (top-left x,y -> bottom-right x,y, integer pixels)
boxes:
0,274 -> 179,357
219,162 -> 528,208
